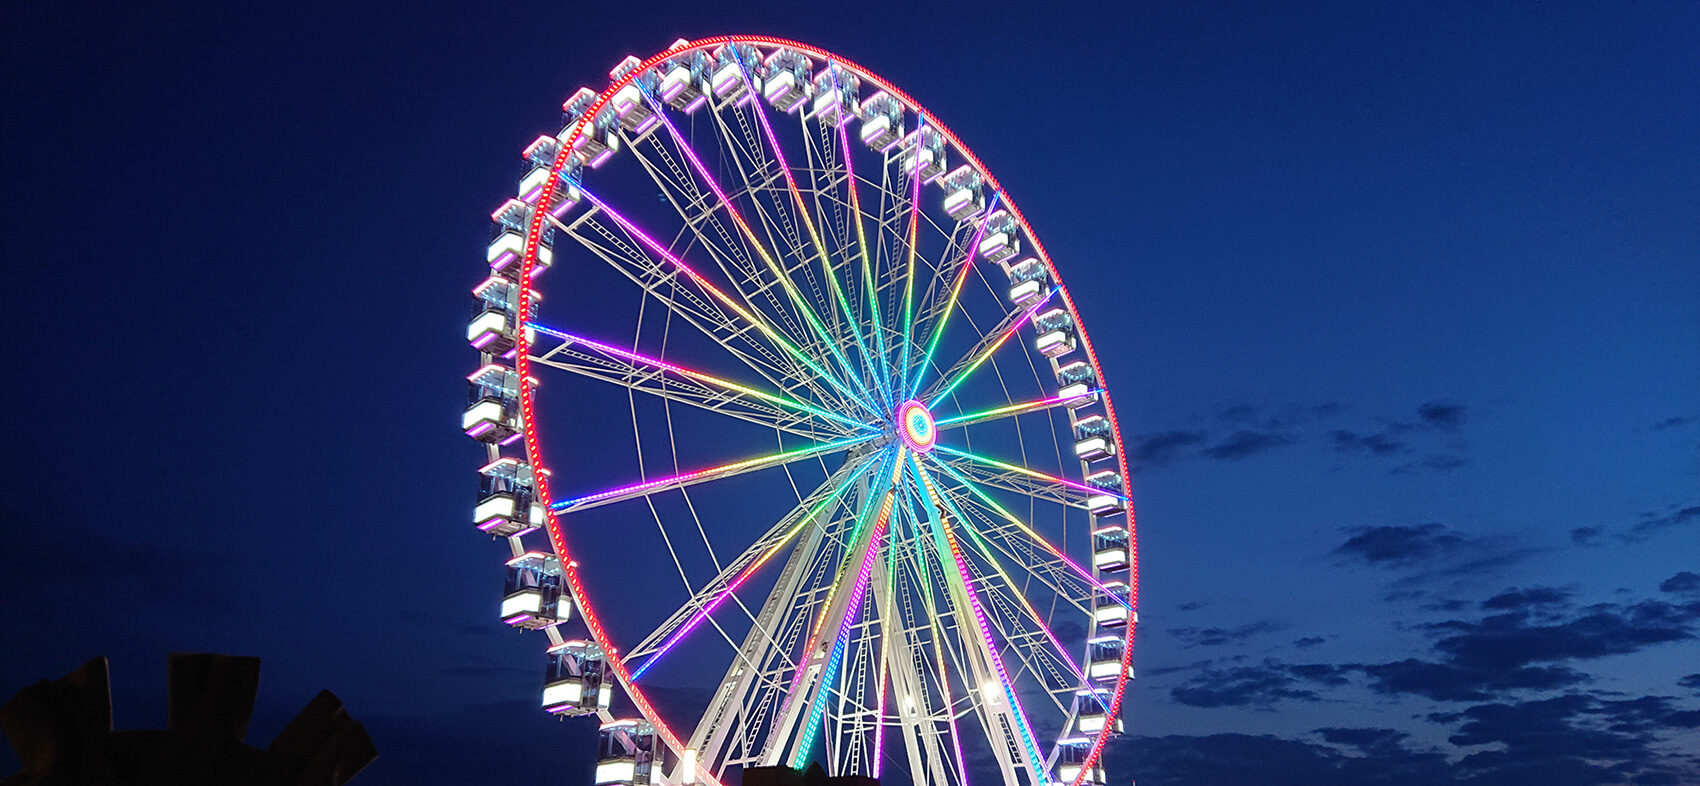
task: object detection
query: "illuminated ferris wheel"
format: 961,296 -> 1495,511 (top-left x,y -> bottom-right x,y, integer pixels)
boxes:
462,36 -> 1137,786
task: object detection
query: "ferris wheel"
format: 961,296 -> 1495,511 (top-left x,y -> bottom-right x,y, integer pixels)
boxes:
463,36 -> 1138,786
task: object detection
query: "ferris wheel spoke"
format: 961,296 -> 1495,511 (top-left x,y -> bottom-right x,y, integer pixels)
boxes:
648,95 -> 873,408
762,448 -> 904,768
552,208 -> 825,394
549,205 -> 861,418
733,69 -> 884,400
921,287 -> 1059,408
933,392 -> 1084,431
927,482 -> 1089,704
908,457 -> 1049,785
687,473 -> 869,775
633,95 -> 820,353
549,433 -> 879,515
890,122 -> 931,400
886,491 -> 972,786
825,90 -> 896,411
930,444 -> 1116,509
625,455 -> 876,672
622,130 -> 826,368
936,484 -> 1097,620
526,321 -> 872,437
574,189 -> 877,416
906,193 -> 1002,399
925,455 -> 1124,612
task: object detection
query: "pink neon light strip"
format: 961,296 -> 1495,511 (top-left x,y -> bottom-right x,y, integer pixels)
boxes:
525,321 -> 870,433
931,443 -> 1125,501
551,432 -> 876,512
907,191 -> 1002,401
932,392 -> 1073,429
629,458 -> 877,680
645,91 -> 870,402
576,189 -> 870,410
924,288 -> 1057,409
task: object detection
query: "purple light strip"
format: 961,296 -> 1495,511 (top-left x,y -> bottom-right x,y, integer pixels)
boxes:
642,92 -> 871,405
924,453 -> 1132,608
576,188 -> 870,409
629,458 -> 878,681
911,458 -> 1047,779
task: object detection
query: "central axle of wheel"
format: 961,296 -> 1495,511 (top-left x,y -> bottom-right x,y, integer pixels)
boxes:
895,399 -> 937,453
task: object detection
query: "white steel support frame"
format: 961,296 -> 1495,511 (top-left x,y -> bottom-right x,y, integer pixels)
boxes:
471,36 -> 1138,786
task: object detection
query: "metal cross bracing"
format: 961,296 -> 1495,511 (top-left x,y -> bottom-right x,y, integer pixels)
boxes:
468,36 -> 1138,786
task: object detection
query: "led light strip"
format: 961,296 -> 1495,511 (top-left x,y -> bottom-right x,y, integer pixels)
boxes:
932,443 -> 1124,501
578,188 -> 872,413
641,86 -> 871,410
526,321 -> 872,433
733,53 -> 887,408
911,456 -> 1048,782
933,390 -> 1087,430
551,432 -> 878,512
924,287 -> 1058,409
630,458 -> 879,680
925,453 -> 1131,607
830,64 -> 895,410
894,119 -> 930,401
907,190 -> 1002,401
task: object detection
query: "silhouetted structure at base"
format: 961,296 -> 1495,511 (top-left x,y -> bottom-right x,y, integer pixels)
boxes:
1,653 -> 375,786
742,763 -> 877,786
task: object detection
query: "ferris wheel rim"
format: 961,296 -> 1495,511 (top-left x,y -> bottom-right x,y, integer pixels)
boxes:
508,35 -> 1140,785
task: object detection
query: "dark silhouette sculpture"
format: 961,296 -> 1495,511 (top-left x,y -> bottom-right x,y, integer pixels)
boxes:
1,653 -> 375,786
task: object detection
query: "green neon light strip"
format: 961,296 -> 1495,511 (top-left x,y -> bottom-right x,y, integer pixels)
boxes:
907,191 -> 1002,400
924,288 -> 1057,409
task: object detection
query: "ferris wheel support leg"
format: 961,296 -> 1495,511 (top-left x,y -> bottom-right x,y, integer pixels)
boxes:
911,460 -> 1047,786
686,512 -> 832,777
760,490 -> 892,769
877,550 -> 954,786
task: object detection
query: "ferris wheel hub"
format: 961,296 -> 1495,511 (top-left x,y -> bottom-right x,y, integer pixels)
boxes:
895,399 -> 937,454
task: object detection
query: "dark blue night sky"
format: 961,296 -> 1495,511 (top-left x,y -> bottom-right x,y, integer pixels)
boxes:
3,2 -> 1697,784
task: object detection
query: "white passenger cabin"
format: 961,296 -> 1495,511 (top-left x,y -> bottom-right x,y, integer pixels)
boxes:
543,640 -> 611,715
597,719 -> 659,786
858,92 -> 904,151
463,364 -> 521,444
475,458 -> 544,537
762,49 -> 814,113
1035,308 -> 1077,359
1092,524 -> 1132,572
1056,740 -> 1107,785
468,277 -> 522,355
940,165 -> 985,220
1005,257 -> 1048,307
1073,690 -> 1124,736
1093,579 -> 1132,628
1072,414 -> 1114,461
659,56 -> 707,112
487,230 -> 553,280
502,552 -> 568,629
977,210 -> 1021,263
1087,634 -> 1133,682
808,66 -> 858,122
1055,360 -> 1099,409
610,84 -> 658,134
898,127 -> 946,183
